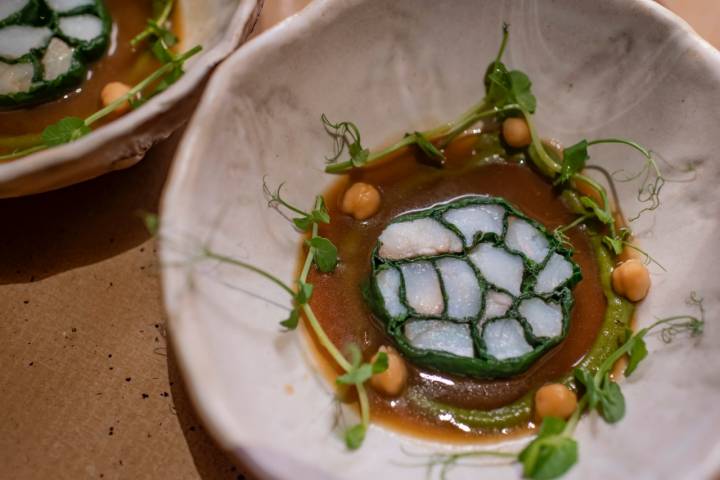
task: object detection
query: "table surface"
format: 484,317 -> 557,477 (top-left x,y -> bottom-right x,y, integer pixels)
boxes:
1,2 -> 716,479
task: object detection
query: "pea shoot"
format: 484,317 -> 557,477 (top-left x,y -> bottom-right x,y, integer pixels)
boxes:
154,180 -> 387,450
320,24 -> 665,261
406,292 -> 704,480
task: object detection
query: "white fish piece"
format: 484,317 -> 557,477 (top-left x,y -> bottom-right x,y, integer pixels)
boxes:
0,0 -> 28,22
505,217 -> 550,263
0,61 -> 34,95
58,14 -> 103,43
47,0 -> 95,12
400,261 -> 444,316
436,258 -> 482,320
519,297 -> 563,338
442,204 -> 505,246
535,253 -> 574,294
0,26 -> 53,60
483,318 -> 533,360
378,218 -> 463,260
376,267 -> 407,318
404,320 -> 474,357
468,243 -> 524,296
42,38 -> 74,81
482,290 -> 514,321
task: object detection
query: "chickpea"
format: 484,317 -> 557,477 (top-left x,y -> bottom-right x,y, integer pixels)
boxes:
502,117 -> 531,148
612,259 -> 651,302
369,346 -> 408,397
535,383 -> 577,420
341,182 -> 381,220
100,81 -> 132,115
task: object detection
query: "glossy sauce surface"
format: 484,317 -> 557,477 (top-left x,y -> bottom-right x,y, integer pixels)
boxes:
0,0 -> 177,152
307,135 -> 606,440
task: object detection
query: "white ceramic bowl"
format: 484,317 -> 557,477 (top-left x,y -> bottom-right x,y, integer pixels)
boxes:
160,1 -> 720,479
0,0 -> 261,198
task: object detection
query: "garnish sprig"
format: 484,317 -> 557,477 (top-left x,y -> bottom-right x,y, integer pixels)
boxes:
0,45 -> 202,162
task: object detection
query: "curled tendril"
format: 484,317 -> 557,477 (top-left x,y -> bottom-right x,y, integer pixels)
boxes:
262,176 -> 284,209
321,113 -> 363,164
650,292 -> 705,343
608,149 -> 664,222
262,177 -> 310,228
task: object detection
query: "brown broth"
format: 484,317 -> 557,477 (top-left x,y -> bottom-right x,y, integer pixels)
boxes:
0,0 -> 179,151
307,135 -> 606,441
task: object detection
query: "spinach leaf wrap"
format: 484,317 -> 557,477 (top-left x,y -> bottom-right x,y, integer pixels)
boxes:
367,195 -> 581,378
0,0 -> 110,108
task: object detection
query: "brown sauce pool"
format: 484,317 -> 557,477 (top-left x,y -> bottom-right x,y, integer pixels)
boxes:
0,0 -> 181,153
307,134 -> 606,441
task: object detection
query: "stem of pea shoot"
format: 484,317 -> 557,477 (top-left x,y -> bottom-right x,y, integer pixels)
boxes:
85,46 -> 201,126
131,0 -> 175,46
300,204 -> 353,372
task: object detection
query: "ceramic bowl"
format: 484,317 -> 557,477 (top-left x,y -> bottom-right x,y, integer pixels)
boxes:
0,0 -> 261,198
160,0 -> 720,478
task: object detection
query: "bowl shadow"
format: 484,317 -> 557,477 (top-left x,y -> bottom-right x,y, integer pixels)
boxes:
0,128 -> 184,285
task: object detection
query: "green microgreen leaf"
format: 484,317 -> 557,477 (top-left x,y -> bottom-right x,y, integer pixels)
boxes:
573,368 -> 599,410
336,349 -> 387,386
349,141 -> 370,168
574,369 -> 625,423
624,335 -> 648,377
518,417 -> 578,480
151,37 -> 175,63
556,140 -> 588,185
538,416 -> 566,437
598,374 -> 625,423
42,117 -> 91,146
346,344 -> 362,368
336,363 -> 374,386
509,70 -> 536,113
294,281 -> 313,305
372,351 -> 389,374
311,196 -> 331,223
280,308 -> 300,330
132,0 -> 175,46
482,27 -> 537,114
344,423 -> 366,450
292,217 -> 312,231
307,236 -> 338,273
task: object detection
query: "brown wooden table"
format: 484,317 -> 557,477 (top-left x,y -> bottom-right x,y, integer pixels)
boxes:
0,2 -> 715,479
